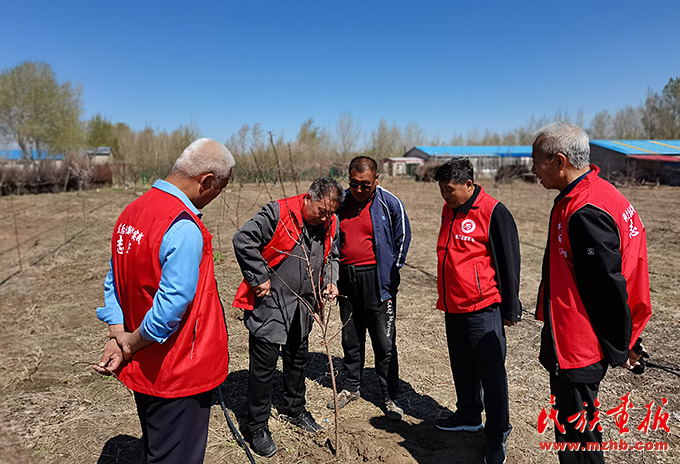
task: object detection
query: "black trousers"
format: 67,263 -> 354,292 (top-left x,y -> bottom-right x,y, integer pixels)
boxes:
445,305 -> 511,447
247,327 -> 309,432
550,374 -> 605,464
134,389 -> 213,464
338,264 -> 399,400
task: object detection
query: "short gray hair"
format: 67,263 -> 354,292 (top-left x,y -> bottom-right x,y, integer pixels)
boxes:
307,177 -> 345,203
533,122 -> 590,169
434,158 -> 474,184
172,138 -> 236,182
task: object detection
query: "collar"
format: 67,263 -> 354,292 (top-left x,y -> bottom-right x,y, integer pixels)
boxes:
555,170 -> 590,203
349,190 -> 376,210
152,179 -> 202,218
340,187 -> 378,213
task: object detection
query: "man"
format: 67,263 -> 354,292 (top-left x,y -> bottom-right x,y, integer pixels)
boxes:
327,156 -> 411,420
532,122 -> 652,464
232,178 -> 344,458
433,158 -> 521,464
93,138 -> 234,463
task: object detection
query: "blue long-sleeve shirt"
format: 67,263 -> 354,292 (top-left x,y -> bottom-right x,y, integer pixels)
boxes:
96,180 -> 204,343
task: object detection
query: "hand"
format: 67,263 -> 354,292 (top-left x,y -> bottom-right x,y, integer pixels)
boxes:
322,283 -> 338,301
252,279 -> 271,298
621,350 -> 642,370
93,338 -> 124,375
503,319 -> 518,327
110,329 -> 152,361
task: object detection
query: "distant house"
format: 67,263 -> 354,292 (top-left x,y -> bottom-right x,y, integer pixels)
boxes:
0,149 -> 65,167
381,157 -> 424,176
590,140 -> 680,186
402,145 -> 533,177
1,146 -> 113,168
85,146 -> 112,165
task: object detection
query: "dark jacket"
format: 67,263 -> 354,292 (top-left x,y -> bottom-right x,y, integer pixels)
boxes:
337,185 -> 411,302
232,197 -> 340,344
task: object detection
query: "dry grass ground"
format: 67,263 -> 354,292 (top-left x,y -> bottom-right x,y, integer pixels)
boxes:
0,177 -> 678,463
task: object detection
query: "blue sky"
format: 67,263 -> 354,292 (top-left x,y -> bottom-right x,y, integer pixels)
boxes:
3,1 -> 679,145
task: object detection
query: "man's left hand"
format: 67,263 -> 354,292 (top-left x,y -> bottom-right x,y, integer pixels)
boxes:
110,329 -> 153,361
621,350 -> 642,370
503,319 -> 518,327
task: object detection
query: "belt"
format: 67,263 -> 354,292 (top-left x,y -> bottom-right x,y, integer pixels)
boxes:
340,263 -> 376,293
340,263 -> 377,272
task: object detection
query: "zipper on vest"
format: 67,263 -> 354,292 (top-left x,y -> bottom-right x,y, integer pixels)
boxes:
545,203 -> 560,375
475,265 -> 483,301
191,321 -> 197,359
442,210 -> 457,312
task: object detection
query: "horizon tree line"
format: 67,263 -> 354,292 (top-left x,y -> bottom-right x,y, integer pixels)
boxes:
1,60 -> 679,183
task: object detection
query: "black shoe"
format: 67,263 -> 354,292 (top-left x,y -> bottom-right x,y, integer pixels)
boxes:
484,442 -> 507,464
250,426 -> 277,458
435,413 -> 484,432
384,399 -> 404,421
282,410 -> 323,433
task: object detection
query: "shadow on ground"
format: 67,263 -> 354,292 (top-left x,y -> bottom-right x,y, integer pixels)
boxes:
98,434 -> 144,464
119,350 -> 479,463
369,416 -> 488,464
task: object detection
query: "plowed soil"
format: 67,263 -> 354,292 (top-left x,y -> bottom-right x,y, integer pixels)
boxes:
1,177 -> 678,463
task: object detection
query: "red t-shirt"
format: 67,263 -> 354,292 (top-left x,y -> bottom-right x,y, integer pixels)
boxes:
339,195 -> 377,265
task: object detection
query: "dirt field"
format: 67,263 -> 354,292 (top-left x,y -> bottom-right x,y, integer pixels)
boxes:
1,176 -> 678,463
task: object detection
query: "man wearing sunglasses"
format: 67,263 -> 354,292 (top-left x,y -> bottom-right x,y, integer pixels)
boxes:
328,156 -> 411,421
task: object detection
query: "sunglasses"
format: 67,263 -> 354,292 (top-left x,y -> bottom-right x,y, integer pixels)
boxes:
348,180 -> 374,190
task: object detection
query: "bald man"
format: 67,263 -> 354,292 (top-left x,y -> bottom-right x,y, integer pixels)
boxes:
94,138 -> 235,463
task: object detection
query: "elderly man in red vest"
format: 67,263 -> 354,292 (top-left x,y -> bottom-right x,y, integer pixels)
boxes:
532,122 -> 652,464
434,157 -> 521,464
93,138 -> 234,463
232,178 -> 343,458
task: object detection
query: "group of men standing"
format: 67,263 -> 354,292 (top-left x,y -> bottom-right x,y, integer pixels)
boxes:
95,121 -> 652,464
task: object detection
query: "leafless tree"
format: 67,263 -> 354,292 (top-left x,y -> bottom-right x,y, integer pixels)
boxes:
612,106 -> 645,139
370,118 -> 403,158
336,112 -> 362,156
589,110 -> 612,139
402,122 -> 426,151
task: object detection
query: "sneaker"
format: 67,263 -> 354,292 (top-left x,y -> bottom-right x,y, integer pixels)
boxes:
281,410 -> 323,433
384,399 -> 403,421
327,389 -> 361,409
484,442 -> 507,464
250,426 -> 277,458
435,414 -> 484,432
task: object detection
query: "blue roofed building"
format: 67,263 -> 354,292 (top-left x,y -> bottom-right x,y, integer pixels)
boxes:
402,145 -> 533,177
0,147 -> 111,167
590,140 -> 680,185
400,142 -> 680,185
0,149 -> 65,162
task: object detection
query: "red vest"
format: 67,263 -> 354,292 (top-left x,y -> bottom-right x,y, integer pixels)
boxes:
112,187 -> 229,397
536,166 -> 652,369
436,186 -> 502,313
232,194 -> 338,310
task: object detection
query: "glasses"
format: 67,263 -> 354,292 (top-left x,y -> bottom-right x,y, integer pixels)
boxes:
349,180 -> 374,190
